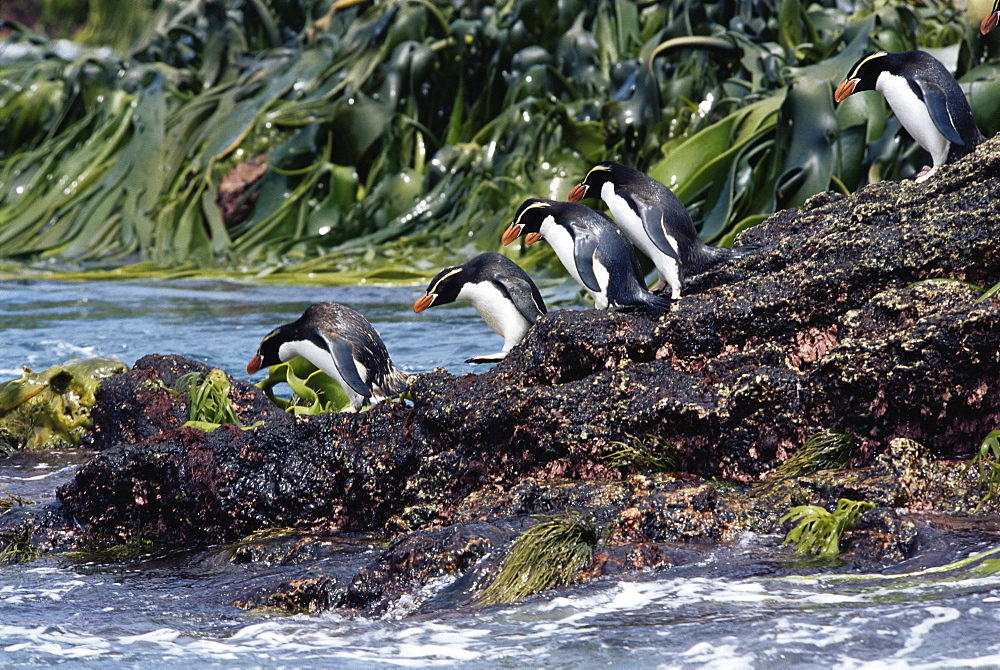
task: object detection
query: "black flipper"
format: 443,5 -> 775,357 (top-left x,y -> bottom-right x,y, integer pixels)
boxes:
498,275 -> 546,324
626,192 -> 680,260
320,332 -> 372,399
917,79 -> 964,146
570,225 -> 603,293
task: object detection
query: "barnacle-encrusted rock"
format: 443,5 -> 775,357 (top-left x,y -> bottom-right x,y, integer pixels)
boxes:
7,136 -> 1000,615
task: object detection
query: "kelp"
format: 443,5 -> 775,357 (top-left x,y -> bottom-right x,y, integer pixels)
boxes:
1,0 -> 999,280
0,357 -> 128,454
961,430 -> 1000,513
255,357 -> 349,415
174,369 -> 263,430
780,498 -> 875,558
478,512 -> 599,606
767,429 -> 857,482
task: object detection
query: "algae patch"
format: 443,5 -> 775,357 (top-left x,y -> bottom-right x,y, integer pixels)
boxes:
781,498 -> 875,558
479,513 -> 599,606
174,369 -> 263,431
0,357 -> 128,454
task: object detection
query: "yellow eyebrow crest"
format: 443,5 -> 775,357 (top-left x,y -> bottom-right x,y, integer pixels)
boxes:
849,51 -> 887,79
586,165 -> 611,180
429,267 -> 462,293
515,201 -> 550,224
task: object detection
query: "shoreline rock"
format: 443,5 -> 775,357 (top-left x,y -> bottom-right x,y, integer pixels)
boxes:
3,138 -> 1000,614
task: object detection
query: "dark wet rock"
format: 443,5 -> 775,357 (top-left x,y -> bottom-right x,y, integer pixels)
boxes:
6,137 -> 1000,615
86,354 -> 290,450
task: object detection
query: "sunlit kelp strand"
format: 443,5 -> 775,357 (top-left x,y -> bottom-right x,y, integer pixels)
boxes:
780,498 -> 875,558
1,0 -> 999,277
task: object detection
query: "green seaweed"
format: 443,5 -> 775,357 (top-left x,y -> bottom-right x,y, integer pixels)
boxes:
174,369 -> 262,431
604,433 -> 679,473
961,430 -> 1000,514
0,357 -> 128,454
780,498 -> 875,558
0,527 -> 42,565
1,0 -> 995,279
255,358 -> 350,415
478,512 -> 599,606
768,429 -> 857,482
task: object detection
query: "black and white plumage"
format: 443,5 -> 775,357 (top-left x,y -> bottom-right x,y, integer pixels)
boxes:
247,302 -> 407,412
568,161 -> 755,299
501,198 -> 671,311
414,252 -> 546,364
834,50 -> 984,183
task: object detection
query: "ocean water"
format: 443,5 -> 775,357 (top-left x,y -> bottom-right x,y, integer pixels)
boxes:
2,279 -> 1000,668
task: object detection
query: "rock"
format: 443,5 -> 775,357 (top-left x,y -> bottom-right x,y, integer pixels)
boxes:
9,136 -> 1000,615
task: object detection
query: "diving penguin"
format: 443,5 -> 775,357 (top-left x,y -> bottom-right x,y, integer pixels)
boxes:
413,252 -> 547,364
834,50 -> 984,183
568,161 -> 756,300
501,198 -> 672,311
247,302 -> 408,412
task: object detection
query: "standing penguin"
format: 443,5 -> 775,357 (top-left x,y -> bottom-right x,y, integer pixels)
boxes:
247,302 -> 408,412
834,50 -> 984,183
413,252 -> 547,363
501,198 -> 671,311
567,161 -> 755,300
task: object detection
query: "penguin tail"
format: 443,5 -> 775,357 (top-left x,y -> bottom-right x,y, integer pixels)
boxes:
465,352 -> 507,364
383,366 -> 411,398
727,244 -> 761,258
689,243 -> 760,273
616,293 -> 673,313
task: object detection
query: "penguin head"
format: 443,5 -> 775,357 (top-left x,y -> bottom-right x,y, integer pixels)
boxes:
247,323 -> 293,374
502,198 -> 555,246
567,161 -> 618,202
834,51 -> 890,102
414,265 -> 465,312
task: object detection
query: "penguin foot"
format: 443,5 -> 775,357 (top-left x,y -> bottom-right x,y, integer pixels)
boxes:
465,352 -> 508,364
914,165 -> 938,183
340,406 -> 359,414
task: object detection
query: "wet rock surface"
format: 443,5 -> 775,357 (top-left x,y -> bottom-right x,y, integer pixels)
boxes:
4,138 -> 1000,615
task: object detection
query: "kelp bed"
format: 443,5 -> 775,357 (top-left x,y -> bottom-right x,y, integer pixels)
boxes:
1,0 -> 999,283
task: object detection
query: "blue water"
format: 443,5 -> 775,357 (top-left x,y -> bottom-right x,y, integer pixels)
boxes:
2,279 -> 1000,668
0,279 -> 491,379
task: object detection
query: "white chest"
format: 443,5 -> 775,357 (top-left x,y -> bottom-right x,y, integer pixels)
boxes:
457,281 -> 531,350
876,72 -> 951,166
279,339 -> 366,401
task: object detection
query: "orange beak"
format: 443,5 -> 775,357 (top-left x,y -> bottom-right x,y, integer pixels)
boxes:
982,11 -> 1000,34
525,232 -> 543,245
247,354 -> 264,375
833,78 -> 858,103
567,184 -> 587,202
501,223 -> 523,246
413,294 -> 435,313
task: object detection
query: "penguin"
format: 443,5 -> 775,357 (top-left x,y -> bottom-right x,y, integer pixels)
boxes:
567,161 -> 755,300
982,2 -> 999,34
501,198 -> 672,311
413,252 -> 547,364
834,50 -> 984,183
247,302 -> 408,412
